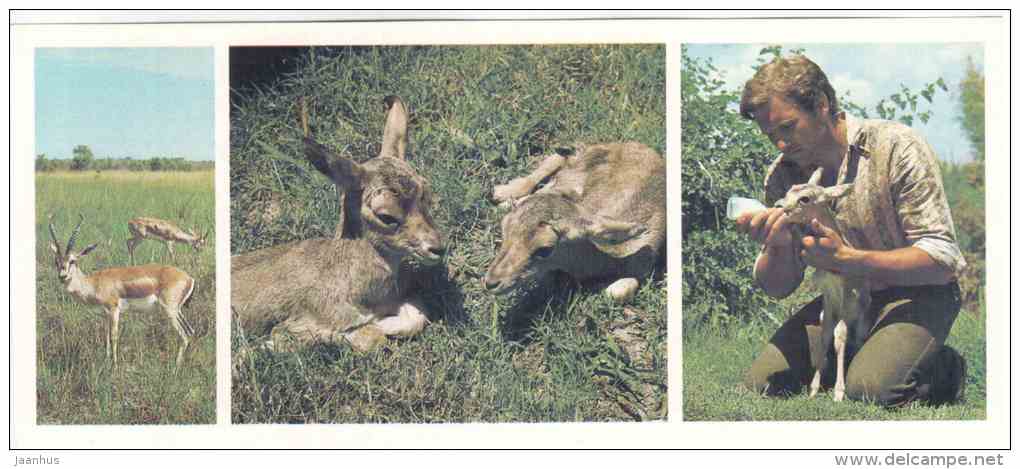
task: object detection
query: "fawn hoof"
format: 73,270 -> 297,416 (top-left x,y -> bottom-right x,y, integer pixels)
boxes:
606,278 -> 639,304
834,388 -> 846,402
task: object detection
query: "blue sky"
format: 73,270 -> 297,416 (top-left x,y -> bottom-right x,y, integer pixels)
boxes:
36,48 -> 214,161
685,43 -> 984,163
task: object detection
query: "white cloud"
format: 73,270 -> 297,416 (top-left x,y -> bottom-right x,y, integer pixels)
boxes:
830,73 -> 876,108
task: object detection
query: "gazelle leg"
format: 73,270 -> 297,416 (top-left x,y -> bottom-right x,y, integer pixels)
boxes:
833,320 -> 848,402
126,237 -> 138,264
164,304 -> 194,371
375,300 -> 429,338
109,305 -> 122,369
809,370 -> 822,398
165,241 -> 176,261
492,153 -> 566,203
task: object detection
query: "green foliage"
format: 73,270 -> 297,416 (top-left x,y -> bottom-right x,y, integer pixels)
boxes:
35,171 -> 215,424
35,153 -> 52,172
35,157 -> 210,172
957,56 -> 985,162
680,47 -> 779,332
230,45 -> 667,422
70,144 -> 94,171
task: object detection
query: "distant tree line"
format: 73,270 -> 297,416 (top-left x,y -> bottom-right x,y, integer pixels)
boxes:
35,145 -> 214,172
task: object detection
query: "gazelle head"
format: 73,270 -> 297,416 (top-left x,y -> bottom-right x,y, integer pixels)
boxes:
775,167 -> 853,225
303,96 -> 445,266
483,193 -> 647,294
48,214 -> 98,285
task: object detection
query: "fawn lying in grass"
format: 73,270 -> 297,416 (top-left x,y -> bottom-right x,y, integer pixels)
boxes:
232,96 -> 445,353
484,142 -> 665,304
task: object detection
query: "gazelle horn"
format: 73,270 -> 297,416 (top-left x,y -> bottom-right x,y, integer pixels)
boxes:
48,215 -> 63,258
66,214 -> 85,255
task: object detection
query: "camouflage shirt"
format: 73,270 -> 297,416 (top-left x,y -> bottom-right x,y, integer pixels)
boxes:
762,115 -> 966,280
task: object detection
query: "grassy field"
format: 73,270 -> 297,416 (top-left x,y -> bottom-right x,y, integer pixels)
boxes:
230,45 -> 667,423
35,170 -> 216,424
683,285 -> 987,421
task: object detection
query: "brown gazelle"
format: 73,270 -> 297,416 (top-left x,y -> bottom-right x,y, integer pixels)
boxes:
775,167 -> 872,402
485,142 -> 666,304
232,96 -> 445,353
49,215 -> 197,369
126,217 -> 209,264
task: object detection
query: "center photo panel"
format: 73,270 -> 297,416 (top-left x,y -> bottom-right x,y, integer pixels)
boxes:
229,45 -> 667,424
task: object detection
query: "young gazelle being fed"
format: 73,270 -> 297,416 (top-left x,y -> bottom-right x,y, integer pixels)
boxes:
231,96 -> 445,353
776,167 -> 874,402
49,215 -> 196,369
485,142 -> 666,304
126,217 -> 209,264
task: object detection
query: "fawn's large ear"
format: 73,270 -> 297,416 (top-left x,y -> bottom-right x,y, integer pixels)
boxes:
379,95 -> 408,160
79,243 -> 98,257
304,137 -> 365,191
822,183 -> 854,201
807,166 -> 824,186
556,209 -> 648,259
49,243 -> 60,256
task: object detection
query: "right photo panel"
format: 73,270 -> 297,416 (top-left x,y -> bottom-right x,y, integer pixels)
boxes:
682,43 -> 986,421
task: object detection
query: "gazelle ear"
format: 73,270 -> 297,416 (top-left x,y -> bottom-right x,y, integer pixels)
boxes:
304,137 -> 365,191
50,243 -> 60,258
822,183 -> 854,201
380,95 -> 408,160
807,167 -> 824,186
79,243 -> 99,257
554,209 -> 649,259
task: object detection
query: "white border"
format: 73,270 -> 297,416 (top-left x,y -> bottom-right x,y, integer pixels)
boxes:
8,14 -> 1012,450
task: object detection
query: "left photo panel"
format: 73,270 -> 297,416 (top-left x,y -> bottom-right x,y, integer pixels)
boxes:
34,48 -> 216,424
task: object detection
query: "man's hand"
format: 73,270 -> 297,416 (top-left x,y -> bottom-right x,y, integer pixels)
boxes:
801,218 -> 850,274
735,207 -> 794,248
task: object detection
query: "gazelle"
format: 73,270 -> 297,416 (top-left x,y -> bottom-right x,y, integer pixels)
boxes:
776,167 -> 874,402
485,142 -> 666,304
49,215 -> 197,369
232,96 -> 445,353
126,217 -> 209,264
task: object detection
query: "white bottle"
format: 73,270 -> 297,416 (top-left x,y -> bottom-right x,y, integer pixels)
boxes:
726,196 -> 767,220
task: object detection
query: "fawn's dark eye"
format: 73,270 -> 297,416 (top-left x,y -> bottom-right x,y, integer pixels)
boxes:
798,196 -> 811,205
376,213 -> 401,227
532,246 -> 553,260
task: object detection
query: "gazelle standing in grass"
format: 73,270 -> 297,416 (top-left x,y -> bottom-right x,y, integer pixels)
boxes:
774,167 -> 873,402
49,214 -> 197,370
126,216 -> 209,264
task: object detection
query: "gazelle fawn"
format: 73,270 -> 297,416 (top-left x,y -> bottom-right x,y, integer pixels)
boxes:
777,167 -> 873,401
126,217 -> 209,264
485,142 -> 666,304
49,215 -> 196,369
232,96 -> 445,353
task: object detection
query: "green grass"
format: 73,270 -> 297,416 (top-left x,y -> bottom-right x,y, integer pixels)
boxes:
682,308 -> 986,421
36,170 -> 215,425
230,45 -> 666,423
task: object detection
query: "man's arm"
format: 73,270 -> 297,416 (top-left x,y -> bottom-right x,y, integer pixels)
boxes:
737,208 -> 805,298
802,219 -> 956,286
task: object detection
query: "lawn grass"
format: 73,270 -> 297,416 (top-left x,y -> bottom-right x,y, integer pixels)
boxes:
230,45 -> 667,423
35,170 -> 216,424
682,308 -> 986,421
